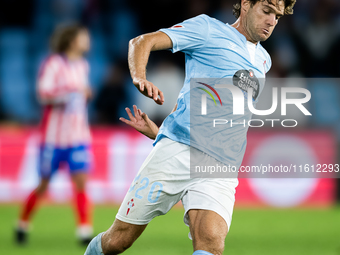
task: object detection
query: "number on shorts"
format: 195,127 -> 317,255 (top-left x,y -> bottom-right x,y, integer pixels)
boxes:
135,177 -> 149,199
129,174 -> 141,192
147,182 -> 163,203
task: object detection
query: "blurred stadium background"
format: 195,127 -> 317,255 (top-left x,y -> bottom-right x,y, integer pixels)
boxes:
0,0 -> 339,254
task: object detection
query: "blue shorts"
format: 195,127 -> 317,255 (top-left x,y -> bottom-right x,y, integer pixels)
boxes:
39,144 -> 92,179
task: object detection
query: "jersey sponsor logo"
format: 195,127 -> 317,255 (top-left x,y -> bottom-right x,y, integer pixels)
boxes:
233,69 -> 260,100
170,25 -> 185,29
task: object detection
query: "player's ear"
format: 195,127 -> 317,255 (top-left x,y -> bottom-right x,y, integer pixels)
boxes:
241,0 -> 251,13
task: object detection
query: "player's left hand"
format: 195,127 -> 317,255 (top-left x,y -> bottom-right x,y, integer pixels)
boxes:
119,105 -> 159,140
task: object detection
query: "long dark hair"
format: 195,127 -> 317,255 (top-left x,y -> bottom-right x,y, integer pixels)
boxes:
50,23 -> 87,54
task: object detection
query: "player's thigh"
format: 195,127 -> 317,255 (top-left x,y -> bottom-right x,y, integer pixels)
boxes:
182,179 -> 238,230
188,209 -> 228,253
101,218 -> 147,254
182,178 -> 238,253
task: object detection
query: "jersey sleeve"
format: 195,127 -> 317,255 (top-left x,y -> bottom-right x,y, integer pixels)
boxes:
159,14 -> 210,54
37,56 -> 74,104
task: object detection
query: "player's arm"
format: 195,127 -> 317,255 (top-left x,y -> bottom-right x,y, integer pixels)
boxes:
37,58 -> 76,105
83,61 -> 93,102
128,31 -> 172,105
38,67 -> 63,105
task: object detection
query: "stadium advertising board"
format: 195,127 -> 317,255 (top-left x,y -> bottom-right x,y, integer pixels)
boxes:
0,127 -> 336,207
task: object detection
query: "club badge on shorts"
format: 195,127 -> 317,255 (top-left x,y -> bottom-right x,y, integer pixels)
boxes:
126,199 -> 135,215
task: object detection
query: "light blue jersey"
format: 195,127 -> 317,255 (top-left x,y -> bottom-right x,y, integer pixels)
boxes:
154,14 -> 271,168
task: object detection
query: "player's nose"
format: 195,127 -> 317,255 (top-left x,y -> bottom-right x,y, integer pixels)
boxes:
266,14 -> 277,27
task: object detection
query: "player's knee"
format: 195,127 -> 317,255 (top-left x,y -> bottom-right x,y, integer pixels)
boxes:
36,182 -> 49,195
72,173 -> 87,191
74,183 -> 86,192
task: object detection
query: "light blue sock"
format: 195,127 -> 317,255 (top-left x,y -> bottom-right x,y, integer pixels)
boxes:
193,250 -> 213,255
84,232 -> 104,255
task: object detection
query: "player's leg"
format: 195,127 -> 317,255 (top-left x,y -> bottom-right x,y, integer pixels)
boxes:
84,219 -> 147,255
68,145 -> 93,244
85,138 -> 188,255
71,171 -> 93,244
104,219 -> 147,254
16,178 -> 50,244
19,178 -> 50,224
85,180 -> 153,255
72,172 -> 91,227
181,177 -> 238,255
16,145 -> 59,244
188,209 -> 228,255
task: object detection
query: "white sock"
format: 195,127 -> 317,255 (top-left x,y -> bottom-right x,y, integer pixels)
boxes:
77,224 -> 93,239
84,232 -> 104,255
193,250 -> 213,255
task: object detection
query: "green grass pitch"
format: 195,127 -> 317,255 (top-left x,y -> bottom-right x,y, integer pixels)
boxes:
0,204 -> 339,255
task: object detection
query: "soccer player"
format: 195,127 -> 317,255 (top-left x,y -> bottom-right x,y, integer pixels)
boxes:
16,24 -> 93,245
85,0 -> 295,254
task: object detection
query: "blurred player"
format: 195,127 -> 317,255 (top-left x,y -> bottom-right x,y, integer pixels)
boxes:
16,24 -> 93,245
85,0 -> 296,255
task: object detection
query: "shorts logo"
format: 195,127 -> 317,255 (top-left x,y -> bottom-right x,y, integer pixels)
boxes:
126,199 -> 135,215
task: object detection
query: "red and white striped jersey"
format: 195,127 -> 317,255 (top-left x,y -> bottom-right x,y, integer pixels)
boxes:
37,54 -> 91,148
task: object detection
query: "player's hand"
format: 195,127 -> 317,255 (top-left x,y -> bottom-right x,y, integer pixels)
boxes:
133,78 -> 164,105
83,86 -> 93,102
119,105 -> 159,140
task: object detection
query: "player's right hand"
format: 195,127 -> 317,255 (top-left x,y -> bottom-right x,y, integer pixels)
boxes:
119,105 -> 159,140
83,86 -> 93,102
133,78 -> 164,105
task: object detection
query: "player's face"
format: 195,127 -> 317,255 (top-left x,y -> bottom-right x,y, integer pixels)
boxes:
245,0 -> 284,42
72,30 -> 90,54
